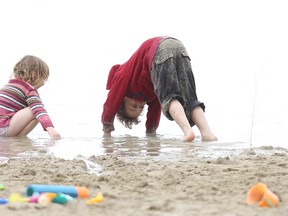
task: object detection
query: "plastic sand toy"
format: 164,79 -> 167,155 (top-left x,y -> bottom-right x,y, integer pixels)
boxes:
246,182 -> 279,207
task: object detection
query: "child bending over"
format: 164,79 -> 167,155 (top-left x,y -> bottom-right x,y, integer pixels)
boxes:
101,36 -> 217,142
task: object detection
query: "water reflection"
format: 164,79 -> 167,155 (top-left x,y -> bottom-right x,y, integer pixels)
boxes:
1,135 -> 285,164
0,135 -> 244,162
0,137 -> 55,163
107,136 -> 258,160
102,135 -> 161,157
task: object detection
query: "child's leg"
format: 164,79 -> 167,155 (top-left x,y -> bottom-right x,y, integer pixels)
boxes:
7,107 -> 39,137
169,99 -> 195,142
191,106 -> 217,141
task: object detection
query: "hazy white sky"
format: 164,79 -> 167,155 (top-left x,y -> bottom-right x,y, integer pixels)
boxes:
1,0 -> 288,138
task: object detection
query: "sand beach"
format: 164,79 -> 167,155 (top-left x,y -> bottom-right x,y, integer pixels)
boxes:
1,136 -> 288,216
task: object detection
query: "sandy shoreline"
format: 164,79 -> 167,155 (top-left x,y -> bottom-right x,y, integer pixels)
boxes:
1,143 -> 288,216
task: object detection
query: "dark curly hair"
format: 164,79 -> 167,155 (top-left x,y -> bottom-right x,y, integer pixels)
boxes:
116,101 -> 142,129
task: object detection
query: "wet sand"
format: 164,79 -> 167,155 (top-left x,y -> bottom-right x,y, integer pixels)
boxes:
1,137 -> 288,216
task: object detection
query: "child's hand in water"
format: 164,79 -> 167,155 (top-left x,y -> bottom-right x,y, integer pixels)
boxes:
103,131 -> 111,138
46,127 -> 61,140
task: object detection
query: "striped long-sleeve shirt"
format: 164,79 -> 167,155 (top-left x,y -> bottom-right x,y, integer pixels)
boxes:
0,78 -> 54,130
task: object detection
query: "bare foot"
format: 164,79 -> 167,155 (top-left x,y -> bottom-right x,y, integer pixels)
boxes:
183,131 -> 196,142
202,134 -> 218,141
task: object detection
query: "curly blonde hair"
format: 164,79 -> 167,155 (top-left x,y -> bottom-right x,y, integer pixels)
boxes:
13,55 -> 49,86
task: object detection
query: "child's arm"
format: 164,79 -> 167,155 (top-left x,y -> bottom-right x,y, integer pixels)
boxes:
102,72 -> 130,135
103,131 -> 111,138
145,99 -> 161,135
27,89 -> 60,139
46,127 -> 61,139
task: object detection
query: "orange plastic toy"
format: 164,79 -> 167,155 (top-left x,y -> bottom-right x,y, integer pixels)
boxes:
246,182 -> 279,207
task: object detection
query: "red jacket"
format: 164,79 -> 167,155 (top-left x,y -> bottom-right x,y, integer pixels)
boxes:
102,36 -> 166,133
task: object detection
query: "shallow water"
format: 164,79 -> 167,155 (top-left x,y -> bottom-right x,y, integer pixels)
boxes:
0,134 -> 285,163
1,104 -> 288,165
1,131 -> 287,177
